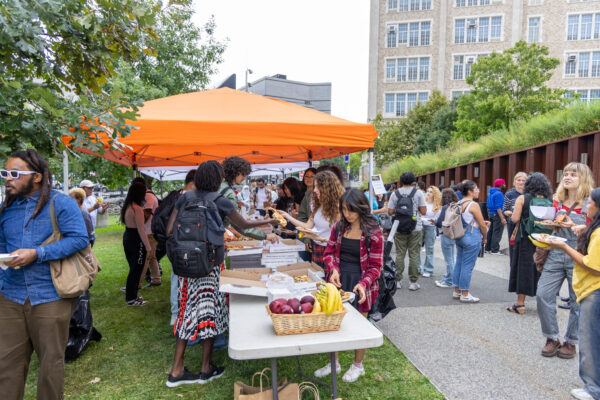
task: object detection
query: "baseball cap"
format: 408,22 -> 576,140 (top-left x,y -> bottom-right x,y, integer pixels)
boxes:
494,179 -> 506,187
80,179 -> 95,188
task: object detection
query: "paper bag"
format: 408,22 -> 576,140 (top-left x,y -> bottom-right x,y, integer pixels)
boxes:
234,368 -> 299,400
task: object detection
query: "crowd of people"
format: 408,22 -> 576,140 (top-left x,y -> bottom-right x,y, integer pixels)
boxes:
1,148 -> 600,400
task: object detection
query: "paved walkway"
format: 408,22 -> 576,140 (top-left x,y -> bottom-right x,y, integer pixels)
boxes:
376,237 -> 580,400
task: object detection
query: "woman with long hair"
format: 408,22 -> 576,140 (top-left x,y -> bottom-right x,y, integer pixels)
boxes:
504,172 -> 527,264
282,177 -> 302,215
279,171 -> 345,267
452,180 -> 488,303
507,173 -> 553,315
536,163 -> 594,359
121,181 -> 151,306
165,161 -> 274,387
315,189 -> 383,382
297,167 -> 317,223
421,186 -> 442,277
435,188 -> 459,288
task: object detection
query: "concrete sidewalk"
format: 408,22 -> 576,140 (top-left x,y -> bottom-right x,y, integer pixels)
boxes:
376,237 -> 580,400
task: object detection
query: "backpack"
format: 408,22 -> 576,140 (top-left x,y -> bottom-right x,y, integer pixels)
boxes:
166,191 -> 226,278
393,188 -> 418,234
523,194 -> 555,236
151,189 -> 183,246
441,200 -> 474,240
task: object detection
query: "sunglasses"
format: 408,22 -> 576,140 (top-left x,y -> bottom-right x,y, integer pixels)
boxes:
0,170 -> 37,179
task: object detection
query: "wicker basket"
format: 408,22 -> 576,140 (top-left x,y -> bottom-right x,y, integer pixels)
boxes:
265,305 -> 348,335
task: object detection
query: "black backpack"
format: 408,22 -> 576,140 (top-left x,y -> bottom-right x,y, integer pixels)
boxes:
393,188 -> 418,234
166,191 -> 226,278
151,189 -> 183,246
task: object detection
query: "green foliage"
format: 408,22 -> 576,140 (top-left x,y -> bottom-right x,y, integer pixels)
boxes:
349,152 -> 362,176
455,41 -> 567,141
381,101 -> 600,183
373,91 -> 448,167
414,102 -> 458,155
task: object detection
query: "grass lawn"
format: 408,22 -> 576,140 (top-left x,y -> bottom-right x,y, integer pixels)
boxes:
24,223 -> 443,400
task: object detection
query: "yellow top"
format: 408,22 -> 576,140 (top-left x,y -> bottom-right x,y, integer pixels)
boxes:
574,228 -> 600,303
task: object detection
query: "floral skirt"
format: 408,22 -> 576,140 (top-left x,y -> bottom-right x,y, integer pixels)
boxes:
173,263 -> 229,341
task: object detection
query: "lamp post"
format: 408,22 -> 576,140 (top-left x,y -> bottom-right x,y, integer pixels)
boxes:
245,68 -> 253,92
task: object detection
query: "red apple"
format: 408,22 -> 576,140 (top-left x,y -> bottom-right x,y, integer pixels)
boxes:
300,295 -> 315,305
301,303 -> 313,314
274,298 -> 288,306
287,299 -> 301,314
269,300 -> 283,314
280,304 -> 293,314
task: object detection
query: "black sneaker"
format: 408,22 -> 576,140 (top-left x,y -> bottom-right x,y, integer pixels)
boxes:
199,364 -> 225,384
166,366 -> 201,388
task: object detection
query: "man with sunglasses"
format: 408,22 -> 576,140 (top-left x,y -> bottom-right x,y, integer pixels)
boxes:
0,149 -> 88,400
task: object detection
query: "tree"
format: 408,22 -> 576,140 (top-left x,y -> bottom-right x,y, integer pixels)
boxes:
414,101 -> 458,154
455,41 -> 566,141
0,0 -> 183,158
349,152 -> 362,177
373,91 -> 448,167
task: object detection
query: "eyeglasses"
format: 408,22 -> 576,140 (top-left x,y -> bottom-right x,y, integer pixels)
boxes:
0,170 -> 37,179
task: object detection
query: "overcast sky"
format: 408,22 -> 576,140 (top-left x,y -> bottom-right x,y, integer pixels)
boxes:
193,0 -> 370,123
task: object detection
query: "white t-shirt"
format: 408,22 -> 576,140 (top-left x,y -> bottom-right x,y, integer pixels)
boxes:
256,187 -> 268,210
313,207 -> 334,246
422,203 -> 440,227
144,191 -> 159,235
82,195 -> 99,229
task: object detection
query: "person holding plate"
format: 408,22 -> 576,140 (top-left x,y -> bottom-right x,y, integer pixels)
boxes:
536,162 -> 593,359
278,171 -> 344,268
316,188 -> 383,382
545,187 -> 600,400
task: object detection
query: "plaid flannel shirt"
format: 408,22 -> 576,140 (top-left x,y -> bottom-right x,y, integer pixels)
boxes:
323,222 -> 383,313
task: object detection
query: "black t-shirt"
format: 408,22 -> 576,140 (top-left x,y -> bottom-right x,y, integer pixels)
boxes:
174,190 -> 234,220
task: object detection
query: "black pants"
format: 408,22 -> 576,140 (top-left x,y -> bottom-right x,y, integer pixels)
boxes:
507,221 -> 516,265
485,214 -> 504,253
123,228 -> 147,302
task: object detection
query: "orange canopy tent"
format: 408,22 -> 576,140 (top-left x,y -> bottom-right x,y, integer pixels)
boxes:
67,87 -> 377,168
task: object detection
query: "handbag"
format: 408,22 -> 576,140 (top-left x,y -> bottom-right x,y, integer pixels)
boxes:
42,194 -> 100,298
234,368 -> 299,400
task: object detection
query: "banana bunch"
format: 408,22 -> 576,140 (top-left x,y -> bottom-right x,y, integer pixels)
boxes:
314,282 -> 344,315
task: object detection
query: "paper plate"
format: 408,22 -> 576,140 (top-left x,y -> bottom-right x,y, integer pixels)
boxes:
0,254 -> 17,262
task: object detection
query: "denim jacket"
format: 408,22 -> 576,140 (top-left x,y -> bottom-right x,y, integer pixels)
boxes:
0,190 -> 89,305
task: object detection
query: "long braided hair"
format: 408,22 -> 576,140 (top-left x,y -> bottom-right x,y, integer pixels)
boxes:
0,149 -> 53,226
577,188 -> 600,255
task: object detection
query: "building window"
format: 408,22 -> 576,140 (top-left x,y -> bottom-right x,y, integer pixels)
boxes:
387,21 -> 431,47
452,90 -> 471,99
566,51 -> 600,78
528,17 -> 541,43
389,0 -> 431,12
567,13 -> 600,41
528,0 -> 543,4
456,0 -> 494,6
385,57 -> 431,82
455,16 -> 502,43
452,53 -> 489,80
384,92 -> 430,117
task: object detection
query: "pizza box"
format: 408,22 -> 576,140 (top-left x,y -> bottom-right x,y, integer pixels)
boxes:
219,269 -> 271,297
279,267 -> 325,292
226,240 -> 264,256
265,239 -> 305,253
276,262 -> 325,278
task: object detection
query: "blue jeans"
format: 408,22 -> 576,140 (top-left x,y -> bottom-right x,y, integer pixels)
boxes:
440,236 -> 456,285
421,225 -> 437,274
453,227 -> 481,291
579,290 -> 600,399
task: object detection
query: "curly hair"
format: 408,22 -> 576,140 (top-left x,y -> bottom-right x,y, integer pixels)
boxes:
222,156 -> 252,185
441,188 -> 459,206
312,171 -> 345,225
555,162 -> 594,205
428,186 -> 442,212
194,161 -> 223,192
524,172 -> 552,198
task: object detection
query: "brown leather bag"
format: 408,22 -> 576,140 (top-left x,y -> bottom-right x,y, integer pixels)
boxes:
42,194 -> 100,298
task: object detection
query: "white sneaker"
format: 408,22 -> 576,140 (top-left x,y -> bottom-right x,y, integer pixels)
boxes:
571,388 -> 594,400
435,280 -> 452,288
396,281 -> 402,289
342,364 -> 365,383
408,282 -> 420,291
314,362 -> 341,378
460,293 -> 480,303
422,272 -> 432,278
452,291 -> 461,299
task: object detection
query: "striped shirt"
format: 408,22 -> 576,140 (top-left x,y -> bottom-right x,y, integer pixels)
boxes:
503,188 -> 521,214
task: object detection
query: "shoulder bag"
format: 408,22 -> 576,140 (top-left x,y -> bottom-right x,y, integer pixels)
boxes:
42,194 -> 100,298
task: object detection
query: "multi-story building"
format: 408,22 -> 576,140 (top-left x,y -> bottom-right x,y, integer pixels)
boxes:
368,0 -> 600,120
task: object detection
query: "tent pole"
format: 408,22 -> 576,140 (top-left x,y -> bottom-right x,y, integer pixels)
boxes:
368,148 -> 374,212
62,150 -> 69,194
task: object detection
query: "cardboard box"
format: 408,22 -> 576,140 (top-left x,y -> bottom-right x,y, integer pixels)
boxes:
219,269 -> 270,297
276,262 -> 325,278
266,239 -> 305,253
278,265 -> 325,292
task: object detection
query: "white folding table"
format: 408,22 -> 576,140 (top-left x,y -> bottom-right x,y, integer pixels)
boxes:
228,294 -> 384,399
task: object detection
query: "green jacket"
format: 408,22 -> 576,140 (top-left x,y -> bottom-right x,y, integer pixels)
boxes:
219,182 -> 266,240
297,190 -> 312,223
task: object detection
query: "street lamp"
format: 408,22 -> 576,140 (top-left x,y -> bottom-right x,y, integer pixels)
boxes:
245,68 -> 253,92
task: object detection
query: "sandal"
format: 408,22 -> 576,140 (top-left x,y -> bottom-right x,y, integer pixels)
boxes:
506,304 -> 525,315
